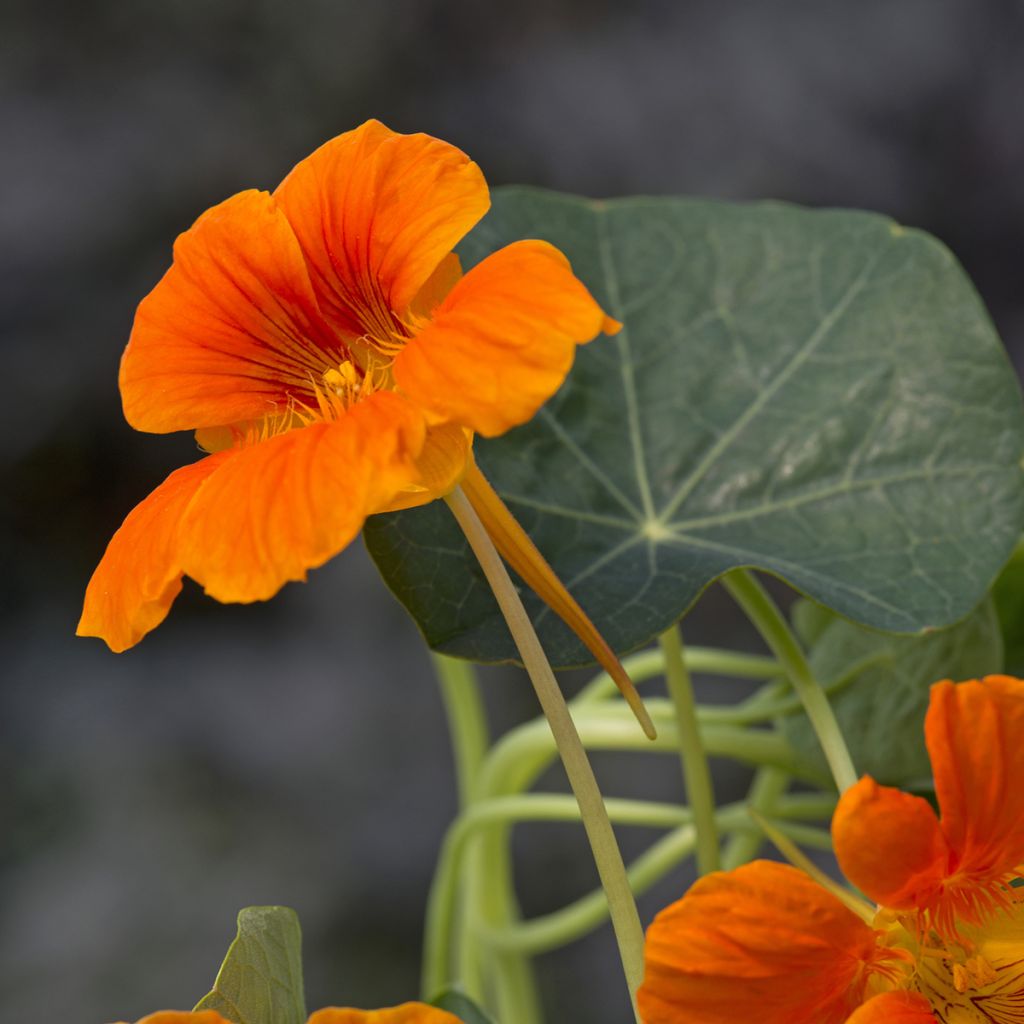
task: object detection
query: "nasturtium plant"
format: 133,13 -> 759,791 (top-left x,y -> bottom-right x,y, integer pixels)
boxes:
79,121 -> 1024,1024
194,906 -> 306,1024
782,595 -> 1003,786
366,187 -> 1024,666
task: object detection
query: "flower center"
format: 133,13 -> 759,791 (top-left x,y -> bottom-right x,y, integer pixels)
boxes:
914,926 -> 1024,1023
307,358 -> 386,422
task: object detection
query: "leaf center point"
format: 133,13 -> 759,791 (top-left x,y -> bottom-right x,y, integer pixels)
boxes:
641,519 -> 673,542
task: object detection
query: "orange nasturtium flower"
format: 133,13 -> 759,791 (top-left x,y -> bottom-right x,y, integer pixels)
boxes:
76,120 -> 645,717
639,675 -> 1024,1024
117,1004 -> 460,1024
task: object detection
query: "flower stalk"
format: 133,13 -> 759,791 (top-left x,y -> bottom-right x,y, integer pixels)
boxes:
445,485 -> 646,1021
658,624 -> 720,874
722,569 -> 858,792
461,459 -> 655,739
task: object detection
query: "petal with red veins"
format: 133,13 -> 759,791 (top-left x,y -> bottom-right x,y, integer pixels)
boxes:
639,860 -> 898,1024
274,120 -> 488,336
927,676 -> 1024,878
121,190 -> 342,434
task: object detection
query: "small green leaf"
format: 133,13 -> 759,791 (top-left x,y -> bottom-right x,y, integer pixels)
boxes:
431,988 -> 498,1024
783,596 -> 1003,785
194,906 -> 305,1024
992,536 -> 1024,674
365,188 -> 1024,667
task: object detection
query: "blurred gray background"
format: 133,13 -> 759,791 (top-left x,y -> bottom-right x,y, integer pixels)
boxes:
3,1 -> 1024,1021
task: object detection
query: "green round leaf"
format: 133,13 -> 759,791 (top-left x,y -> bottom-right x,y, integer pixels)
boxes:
782,596 -> 1003,786
194,906 -> 305,1024
365,188 -> 1024,667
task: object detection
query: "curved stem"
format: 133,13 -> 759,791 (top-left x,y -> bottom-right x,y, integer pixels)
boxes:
446,486 -> 646,1021
477,802 -> 831,954
659,625 -> 719,874
424,789 -> 837,978
423,655 -> 491,1002
484,824 -> 697,954
721,570 -> 858,792
478,703 -> 817,804
574,647 -> 780,706
433,654 -> 489,807
422,795 -> 694,998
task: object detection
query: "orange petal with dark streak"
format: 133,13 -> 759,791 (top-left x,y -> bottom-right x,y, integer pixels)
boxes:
274,120 -> 488,336
639,861 -> 900,1024
394,240 -> 620,438
121,190 -> 340,434
928,676 -> 1024,879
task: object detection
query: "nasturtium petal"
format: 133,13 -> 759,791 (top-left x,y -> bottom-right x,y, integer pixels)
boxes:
179,392 -> 425,603
832,777 -> 949,911
843,992 -> 936,1024
274,120 -> 489,333
927,676 -> 1024,878
77,453 -> 231,652
394,239 -> 618,437
639,860 -> 893,1024
121,189 -> 339,434
366,188 -> 1024,667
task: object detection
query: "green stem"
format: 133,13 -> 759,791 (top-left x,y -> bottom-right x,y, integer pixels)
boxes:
422,795 -> 693,997
574,647 -> 779,706
706,650 -> 887,726
432,654 -> 489,808
423,655 -> 492,1003
478,704 -> 818,802
446,487 -> 646,1022
484,824 -> 697,954
424,789 -> 836,975
659,625 -> 720,874
477,800 -> 830,954
721,570 -> 858,792
470,839 -> 537,1022
721,767 -> 790,869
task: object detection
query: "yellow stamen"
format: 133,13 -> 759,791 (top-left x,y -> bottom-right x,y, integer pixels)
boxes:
323,360 -> 360,393
461,457 -> 656,740
952,962 -> 969,993
965,954 -> 998,987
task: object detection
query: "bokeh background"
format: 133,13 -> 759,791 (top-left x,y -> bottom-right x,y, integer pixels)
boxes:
3,1 -> 1024,1021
